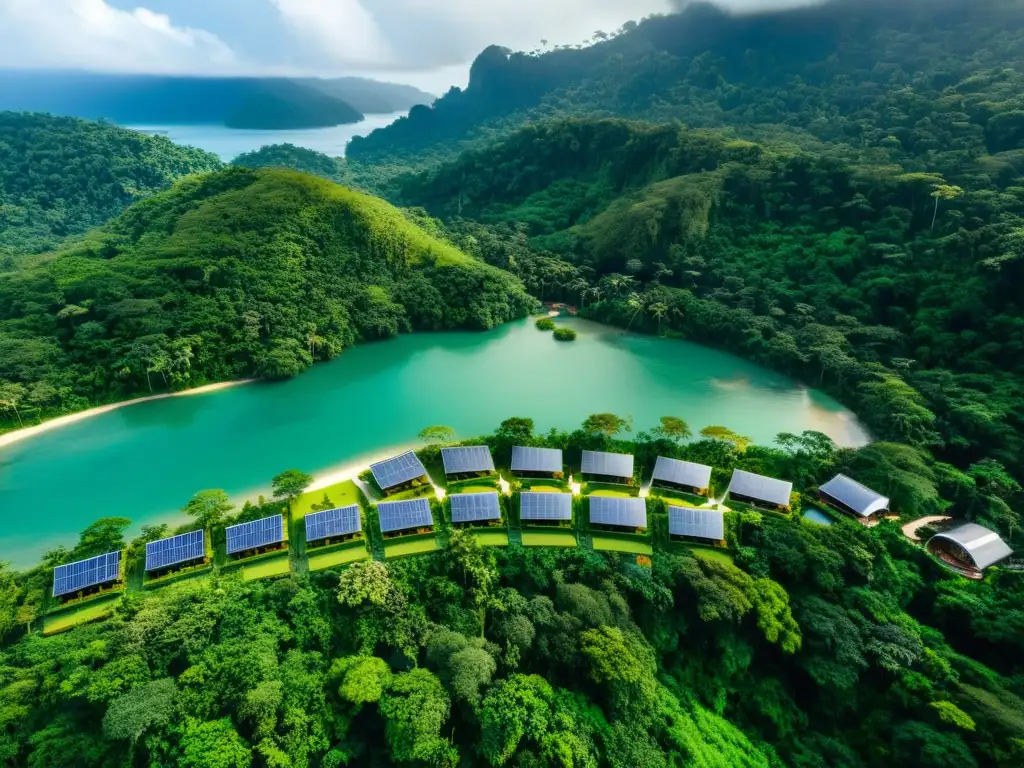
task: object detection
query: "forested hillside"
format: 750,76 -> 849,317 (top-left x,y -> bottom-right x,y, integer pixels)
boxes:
0,112 -> 222,256
349,0 -> 1024,180
233,144 -> 351,186
0,168 -> 533,423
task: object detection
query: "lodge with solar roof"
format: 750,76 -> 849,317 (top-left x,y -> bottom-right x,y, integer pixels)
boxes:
650,457 -> 713,497
305,505 -> 363,548
442,446 -> 496,480
225,514 -> 286,559
580,450 -> 635,485
52,550 -> 124,602
449,492 -> 503,528
511,446 -> 564,478
669,508 -> 726,546
725,469 -> 793,511
145,529 -> 208,578
589,496 -> 648,533
377,497 -> 435,538
817,474 -> 890,521
519,491 -> 574,527
370,450 -> 431,496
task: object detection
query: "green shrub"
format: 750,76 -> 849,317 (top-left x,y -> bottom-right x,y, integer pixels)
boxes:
535,317 -> 556,331
553,327 -> 577,341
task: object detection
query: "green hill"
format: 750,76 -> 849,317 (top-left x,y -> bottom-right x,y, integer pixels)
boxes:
0,168 -> 533,419
232,144 -> 350,185
0,112 -> 222,256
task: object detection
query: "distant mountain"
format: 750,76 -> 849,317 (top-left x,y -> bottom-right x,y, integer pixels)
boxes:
0,72 -> 367,130
299,77 -> 433,114
0,111 -> 222,256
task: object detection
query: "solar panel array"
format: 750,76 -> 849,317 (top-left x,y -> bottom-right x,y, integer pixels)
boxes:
520,492 -> 573,521
669,508 -> 725,541
818,474 -> 889,517
52,550 -> 121,597
442,446 -> 495,475
581,450 -> 634,479
589,496 -> 647,529
450,492 -> 502,523
225,515 -> 284,555
727,469 -> 793,507
370,451 -> 428,490
145,529 -> 205,572
511,446 -> 563,474
305,505 -> 362,543
652,457 -> 712,490
378,497 -> 434,533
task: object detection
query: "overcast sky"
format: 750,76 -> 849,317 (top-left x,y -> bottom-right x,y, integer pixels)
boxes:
0,0 -> 823,92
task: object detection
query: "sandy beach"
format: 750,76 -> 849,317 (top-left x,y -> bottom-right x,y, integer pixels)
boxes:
0,379 -> 254,450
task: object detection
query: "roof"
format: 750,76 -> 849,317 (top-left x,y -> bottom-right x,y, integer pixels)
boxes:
652,457 -> 713,490
378,497 -> 434,533
225,515 -> 284,555
305,505 -> 362,543
450,492 -> 502,523
581,450 -> 634,479
726,469 -> 793,507
145,530 -> 205,572
441,446 -> 495,475
370,451 -> 428,490
819,474 -> 889,517
669,508 -> 725,541
511,446 -> 563,473
52,550 -> 122,597
520,492 -> 573,521
589,496 -> 647,529
930,523 -> 1014,570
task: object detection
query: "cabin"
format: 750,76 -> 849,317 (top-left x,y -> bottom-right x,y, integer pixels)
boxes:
669,507 -> 726,547
520,491 -> 573,527
144,529 -> 207,578
304,505 -> 362,549
511,446 -> 564,479
370,450 -> 430,496
225,515 -> 285,559
52,550 -> 123,603
818,474 -> 890,521
377,497 -> 435,539
651,457 -> 713,497
927,523 -> 1014,579
450,492 -> 502,528
441,446 -> 496,481
725,469 -> 793,512
581,450 -> 634,485
589,496 -> 647,533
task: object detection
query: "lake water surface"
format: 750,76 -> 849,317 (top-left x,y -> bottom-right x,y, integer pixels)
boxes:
0,318 -> 868,567
126,111 -> 405,161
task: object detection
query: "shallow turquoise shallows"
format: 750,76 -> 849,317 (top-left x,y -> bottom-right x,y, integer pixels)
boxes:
0,318 -> 867,567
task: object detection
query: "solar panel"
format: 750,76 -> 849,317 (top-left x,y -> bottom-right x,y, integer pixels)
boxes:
370,451 -> 428,490
727,469 -> 792,507
818,474 -> 889,517
520,492 -> 573,521
669,508 -> 725,540
581,450 -> 634,479
145,529 -> 205,572
589,496 -> 647,529
450,492 -> 501,523
652,457 -> 712,490
442,446 -> 495,475
305,505 -> 362,543
511,446 -> 563,474
378,497 -> 434,534
225,515 -> 284,555
52,550 -> 121,597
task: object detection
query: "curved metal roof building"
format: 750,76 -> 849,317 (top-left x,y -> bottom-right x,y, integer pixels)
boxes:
927,523 -> 1013,570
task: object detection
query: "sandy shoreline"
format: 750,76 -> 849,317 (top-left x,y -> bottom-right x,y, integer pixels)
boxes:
0,379 -> 255,450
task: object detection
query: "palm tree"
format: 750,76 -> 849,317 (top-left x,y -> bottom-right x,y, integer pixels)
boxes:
569,278 -> 590,308
650,303 -> 668,335
626,293 -> 645,330
0,382 -> 26,427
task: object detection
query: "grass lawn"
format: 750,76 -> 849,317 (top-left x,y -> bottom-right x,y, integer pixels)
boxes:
664,497 -> 702,508
384,485 -> 436,502
471,529 -> 509,547
43,597 -> 119,635
588,489 -> 635,498
385,537 -> 440,558
522,530 -> 577,548
308,546 -> 370,571
686,545 -> 735,565
456,486 -> 500,495
241,555 -> 291,581
293,480 -> 362,515
592,536 -> 654,555
524,485 -> 565,494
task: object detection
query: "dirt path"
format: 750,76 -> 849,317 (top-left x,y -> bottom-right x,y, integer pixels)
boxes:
902,515 -> 952,542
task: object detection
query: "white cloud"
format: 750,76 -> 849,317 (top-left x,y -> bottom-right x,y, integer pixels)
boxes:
269,0 -> 393,67
0,0 -> 237,72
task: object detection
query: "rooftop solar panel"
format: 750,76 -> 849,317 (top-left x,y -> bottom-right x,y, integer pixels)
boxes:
520,492 -> 573,521
145,529 -> 205,572
581,450 -> 634,479
450,492 -> 501,523
652,457 -> 713,490
370,451 -> 429,490
589,496 -> 647,529
225,515 -> 284,555
818,474 -> 889,517
669,508 -> 725,540
727,469 -> 793,507
305,505 -> 362,543
442,446 -> 495,475
378,497 -> 434,534
52,550 -> 121,597
511,446 -> 563,473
